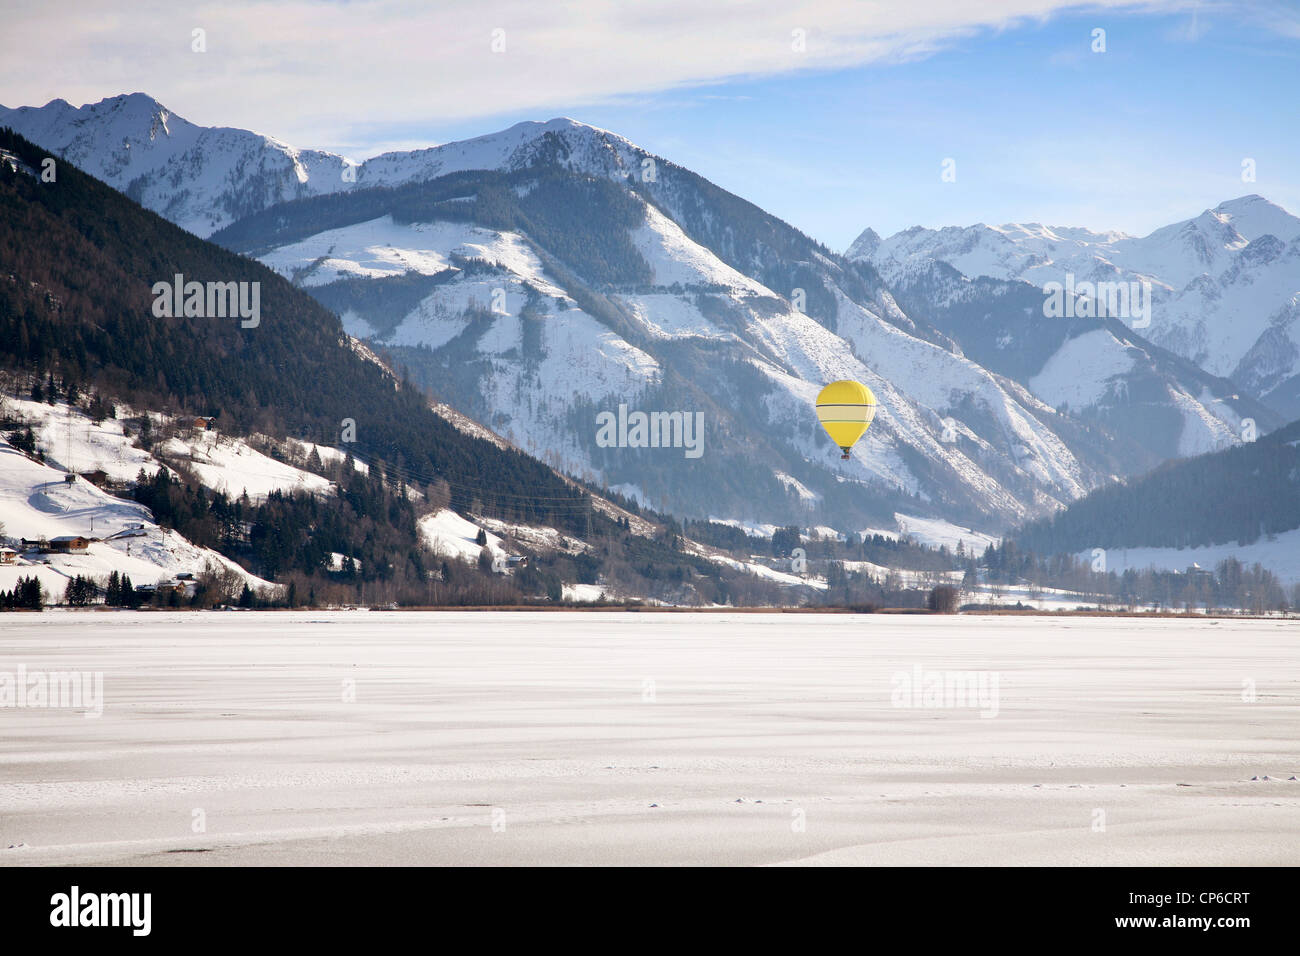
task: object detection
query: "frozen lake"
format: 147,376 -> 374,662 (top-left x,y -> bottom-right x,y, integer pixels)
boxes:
1,611 -> 1297,866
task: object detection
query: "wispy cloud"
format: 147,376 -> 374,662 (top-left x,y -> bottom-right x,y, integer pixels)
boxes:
1165,1 -> 1210,41
1,0 -> 1196,149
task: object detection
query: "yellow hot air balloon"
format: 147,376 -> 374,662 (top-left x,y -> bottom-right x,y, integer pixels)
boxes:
816,380 -> 877,460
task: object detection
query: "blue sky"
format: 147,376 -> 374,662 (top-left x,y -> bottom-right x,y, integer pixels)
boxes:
5,1 -> 1298,249
343,7 -> 1299,249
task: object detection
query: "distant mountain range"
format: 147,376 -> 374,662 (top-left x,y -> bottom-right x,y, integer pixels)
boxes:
1,93 -> 1279,537
850,196 -> 1300,420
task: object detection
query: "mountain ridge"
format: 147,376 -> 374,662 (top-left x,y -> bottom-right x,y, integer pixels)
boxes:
2,124 -> 849,607
850,195 -> 1300,419
2,92 -> 1268,536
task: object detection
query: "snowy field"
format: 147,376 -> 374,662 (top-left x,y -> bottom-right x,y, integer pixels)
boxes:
1083,529 -> 1300,588
1,611 -> 1297,867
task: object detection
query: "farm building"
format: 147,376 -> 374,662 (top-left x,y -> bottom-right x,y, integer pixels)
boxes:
46,536 -> 90,553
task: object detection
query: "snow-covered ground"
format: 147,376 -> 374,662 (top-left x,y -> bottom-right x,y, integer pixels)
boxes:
839,559 -> 963,589
156,433 -> 334,500
155,434 -> 335,502
477,516 -> 589,554
4,398 -> 156,483
561,583 -> 605,602
3,397 -> 346,500
259,215 -> 554,290
706,513 -> 1001,554
707,518 -> 781,538
966,582 -> 1115,611
1,612 -> 1296,866
0,401 -> 292,599
0,441 -> 270,599
1081,529 -> 1300,587
286,438 -> 369,475
1029,329 -> 1136,412
417,509 -> 505,562
892,513 -> 1002,553
705,553 -> 827,589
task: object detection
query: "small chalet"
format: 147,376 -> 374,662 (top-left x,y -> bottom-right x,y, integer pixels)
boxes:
46,535 -> 90,553
151,578 -> 198,598
0,548 -> 17,565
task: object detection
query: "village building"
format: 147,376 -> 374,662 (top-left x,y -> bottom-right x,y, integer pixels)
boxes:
45,535 -> 90,553
77,468 -> 111,488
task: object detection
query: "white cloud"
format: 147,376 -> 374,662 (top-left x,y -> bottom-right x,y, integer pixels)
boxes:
1,0 -> 1192,152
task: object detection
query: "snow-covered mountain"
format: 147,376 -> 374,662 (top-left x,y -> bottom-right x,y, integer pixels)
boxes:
208,118 -> 1131,530
0,93 -> 652,239
875,258 -> 1275,461
851,196 -> 1300,418
3,93 -> 1262,534
257,195 -> 1102,527
0,93 -> 362,237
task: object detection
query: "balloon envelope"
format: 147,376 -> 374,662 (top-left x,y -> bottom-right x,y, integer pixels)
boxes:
816,380 -> 877,457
